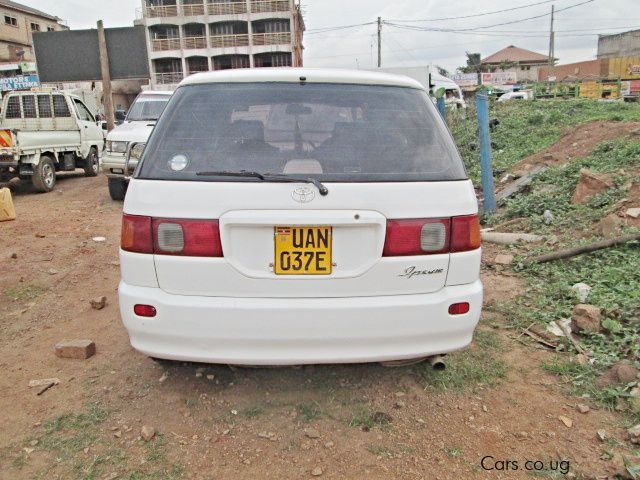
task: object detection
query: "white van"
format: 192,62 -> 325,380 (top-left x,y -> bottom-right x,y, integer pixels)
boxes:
119,68 -> 482,365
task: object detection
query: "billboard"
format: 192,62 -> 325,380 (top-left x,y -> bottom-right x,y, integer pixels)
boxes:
0,75 -> 40,92
33,26 -> 149,83
451,73 -> 478,86
482,72 -> 517,85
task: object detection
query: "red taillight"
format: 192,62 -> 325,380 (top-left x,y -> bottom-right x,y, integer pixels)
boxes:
153,218 -> 222,257
448,302 -> 470,315
134,304 -> 157,317
382,214 -> 481,257
121,214 -> 153,254
383,218 -> 450,256
121,215 -> 222,257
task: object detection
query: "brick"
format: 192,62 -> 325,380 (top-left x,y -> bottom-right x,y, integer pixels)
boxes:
55,339 -> 96,359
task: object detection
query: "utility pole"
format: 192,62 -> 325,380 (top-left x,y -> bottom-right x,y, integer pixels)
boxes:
548,6 -> 555,74
97,20 -> 115,132
377,17 -> 382,68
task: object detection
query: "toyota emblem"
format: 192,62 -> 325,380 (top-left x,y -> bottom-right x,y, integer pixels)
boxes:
292,186 -> 315,203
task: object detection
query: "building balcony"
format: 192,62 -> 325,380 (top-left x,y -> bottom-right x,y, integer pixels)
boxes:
207,2 -> 247,15
145,4 -> 179,18
152,37 -> 182,51
182,3 -> 206,16
251,0 -> 290,13
210,33 -> 249,48
252,32 -> 290,46
154,72 -> 185,84
183,36 -> 208,49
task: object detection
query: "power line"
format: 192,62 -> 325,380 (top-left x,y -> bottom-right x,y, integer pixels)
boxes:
387,0 -> 563,23
305,21 -> 376,35
385,0 -> 596,33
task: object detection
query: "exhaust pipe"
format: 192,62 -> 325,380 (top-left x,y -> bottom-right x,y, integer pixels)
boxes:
428,355 -> 446,371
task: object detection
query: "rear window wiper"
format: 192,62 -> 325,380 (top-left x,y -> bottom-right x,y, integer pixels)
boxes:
195,170 -> 329,196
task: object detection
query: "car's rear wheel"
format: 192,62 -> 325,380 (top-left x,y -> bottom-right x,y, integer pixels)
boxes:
84,147 -> 99,177
32,156 -> 56,193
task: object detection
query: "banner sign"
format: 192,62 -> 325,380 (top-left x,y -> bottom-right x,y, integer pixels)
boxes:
0,74 -> 40,92
451,73 -> 478,86
482,72 -> 517,85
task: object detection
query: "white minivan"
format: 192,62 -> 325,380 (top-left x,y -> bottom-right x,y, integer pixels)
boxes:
119,68 -> 482,365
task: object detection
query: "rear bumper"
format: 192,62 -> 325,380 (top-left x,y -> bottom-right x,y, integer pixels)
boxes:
118,280 -> 483,365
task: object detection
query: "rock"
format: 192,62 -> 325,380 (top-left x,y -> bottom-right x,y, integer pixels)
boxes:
436,400 -> 445,407
394,400 -> 406,409
612,362 -> 639,383
141,425 -> 155,441
23,447 -> 34,454
543,153 -> 554,160
28,378 -> 60,388
372,411 -> 392,424
394,391 -> 406,398
576,404 -> 590,414
304,428 -> 321,439
597,430 -> 607,442
48,269 -> 59,275
324,441 -> 334,448
92,236 -> 106,242
113,430 -> 122,438
29,439 -> 39,446
311,467 -> 323,476
628,387 -> 640,414
571,169 -> 613,204
572,142 -> 578,147
559,415 -> 573,428
543,210 -> 554,224
571,283 -> 591,303
626,207 -> 640,219
158,372 -> 168,384
494,254 -> 514,265
54,340 -> 96,360
598,213 -> 623,236
629,424 -> 640,444
258,431 -> 275,440
571,304 -> 602,334
90,296 -> 107,310
10,252 -> 17,259
500,173 -> 516,184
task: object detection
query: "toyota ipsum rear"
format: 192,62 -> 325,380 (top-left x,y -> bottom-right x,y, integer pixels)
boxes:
119,68 -> 482,365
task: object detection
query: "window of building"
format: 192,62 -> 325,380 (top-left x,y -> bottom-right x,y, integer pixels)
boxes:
22,95 -> 37,118
37,95 -> 52,118
254,52 -> 291,68
30,22 -> 40,31
52,95 -> 71,117
47,26 -> 55,32
4,15 -> 18,27
5,96 -> 21,118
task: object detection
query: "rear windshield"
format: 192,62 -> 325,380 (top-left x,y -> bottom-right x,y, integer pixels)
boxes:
138,83 -> 466,182
126,94 -> 170,121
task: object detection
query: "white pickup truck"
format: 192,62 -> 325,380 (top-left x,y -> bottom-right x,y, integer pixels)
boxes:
0,90 -> 104,192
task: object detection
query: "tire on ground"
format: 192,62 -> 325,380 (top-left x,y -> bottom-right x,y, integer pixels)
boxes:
32,155 -> 56,193
84,147 -> 99,177
108,177 -> 127,201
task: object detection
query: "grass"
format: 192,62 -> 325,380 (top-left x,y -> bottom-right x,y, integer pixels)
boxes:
418,330 -> 507,391
3,284 -> 43,302
443,446 -> 462,457
366,445 -> 393,457
296,403 -> 322,422
450,98 -> 640,184
243,405 -> 264,418
16,403 -> 184,480
483,135 -> 640,419
349,409 -> 392,430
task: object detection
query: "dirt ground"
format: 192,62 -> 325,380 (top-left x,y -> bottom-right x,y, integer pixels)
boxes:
510,121 -> 640,177
0,173 -> 635,480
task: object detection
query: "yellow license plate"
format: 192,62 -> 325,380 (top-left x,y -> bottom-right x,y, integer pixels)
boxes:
274,226 -> 332,275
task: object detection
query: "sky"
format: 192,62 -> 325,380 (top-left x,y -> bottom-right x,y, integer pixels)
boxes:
23,0 -> 640,74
